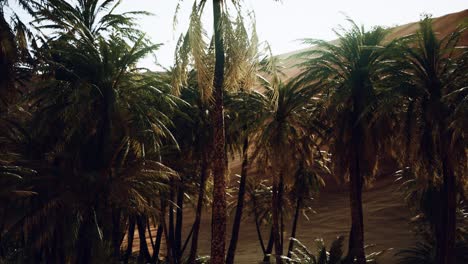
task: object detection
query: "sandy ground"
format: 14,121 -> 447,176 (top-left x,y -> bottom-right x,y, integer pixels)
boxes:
130,176 -> 417,263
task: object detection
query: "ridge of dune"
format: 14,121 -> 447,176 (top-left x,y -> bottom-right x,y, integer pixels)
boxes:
278,9 -> 468,79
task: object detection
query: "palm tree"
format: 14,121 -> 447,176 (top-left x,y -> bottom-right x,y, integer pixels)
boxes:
172,2 -> 262,261
394,16 -> 468,264
0,1 -> 180,261
224,88 -> 270,264
296,21 -> 400,263
253,79 -> 317,263
286,142 -> 329,258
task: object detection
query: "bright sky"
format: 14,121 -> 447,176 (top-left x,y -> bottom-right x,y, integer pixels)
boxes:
9,0 -> 468,69
114,0 -> 466,69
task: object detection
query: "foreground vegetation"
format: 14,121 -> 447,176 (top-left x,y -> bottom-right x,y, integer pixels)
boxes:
0,0 -> 467,263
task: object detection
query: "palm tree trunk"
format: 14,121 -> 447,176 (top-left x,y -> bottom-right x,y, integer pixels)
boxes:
175,181 -> 184,262
111,208 -> 122,258
346,145 -> 366,264
279,176 -> 284,251
168,180 -> 176,262
210,1 -> 227,263
251,189 -> 271,261
124,216 -> 136,264
152,223 -> 163,263
188,157 -> 209,263
136,216 -> 151,263
226,137 -> 249,264
287,197 -> 302,258
263,227 -> 275,262
272,173 -> 284,263
162,207 -> 175,264
437,131 -> 456,264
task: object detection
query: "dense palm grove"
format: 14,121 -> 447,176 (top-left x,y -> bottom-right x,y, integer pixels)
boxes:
0,0 -> 467,263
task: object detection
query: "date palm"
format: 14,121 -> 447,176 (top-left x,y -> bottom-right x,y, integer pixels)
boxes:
172,1 -> 264,261
296,20 -> 401,263
0,1 -> 180,261
394,16 -> 468,264
253,79 -> 318,263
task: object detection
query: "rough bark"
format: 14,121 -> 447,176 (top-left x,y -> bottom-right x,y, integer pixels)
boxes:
226,137 -> 249,264
210,1 -> 227,263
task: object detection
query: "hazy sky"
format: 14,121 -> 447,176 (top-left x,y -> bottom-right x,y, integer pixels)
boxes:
113,0 -> 466,69
10,0 -> 468,69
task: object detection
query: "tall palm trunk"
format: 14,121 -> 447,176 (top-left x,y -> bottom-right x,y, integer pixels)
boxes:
175,181 -> 184,261
136,216 -> 151,263
287,197 -> 302,258
151,223 -> 163,262
346,135 -> 366,264
210,1 -> 227,263
226,137 -> 249,264
124,216 -> 136,264
252,188 -> 274,262
188,157 -> 209,263
168,180 -> 176,262
437,124 -> 456,264
272,173 -> 284,263
111,208 -> 122,258
263,227 -> 275,262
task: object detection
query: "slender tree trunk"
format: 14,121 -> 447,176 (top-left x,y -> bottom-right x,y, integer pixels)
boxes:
287,197 -> 302,258
175,181 -> 184,262
147,220 -> 156,254
188,158 -> 209,263
346,141 -> 366,264
279,176 -> 284,251
272,173 -> 284,263
437,130 -> 456,264
252,197 -> 266,254
168,180 -> 176,262
124,216 -> 136,264
152,223 -> 163,263
226,137 -> 249,264
252,189 -> 272,261
136,216 -> 151,263
112,208 -> 122,258
263,225 -> 275,262
162,206 -> 175,264
210,1 -> 227,263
